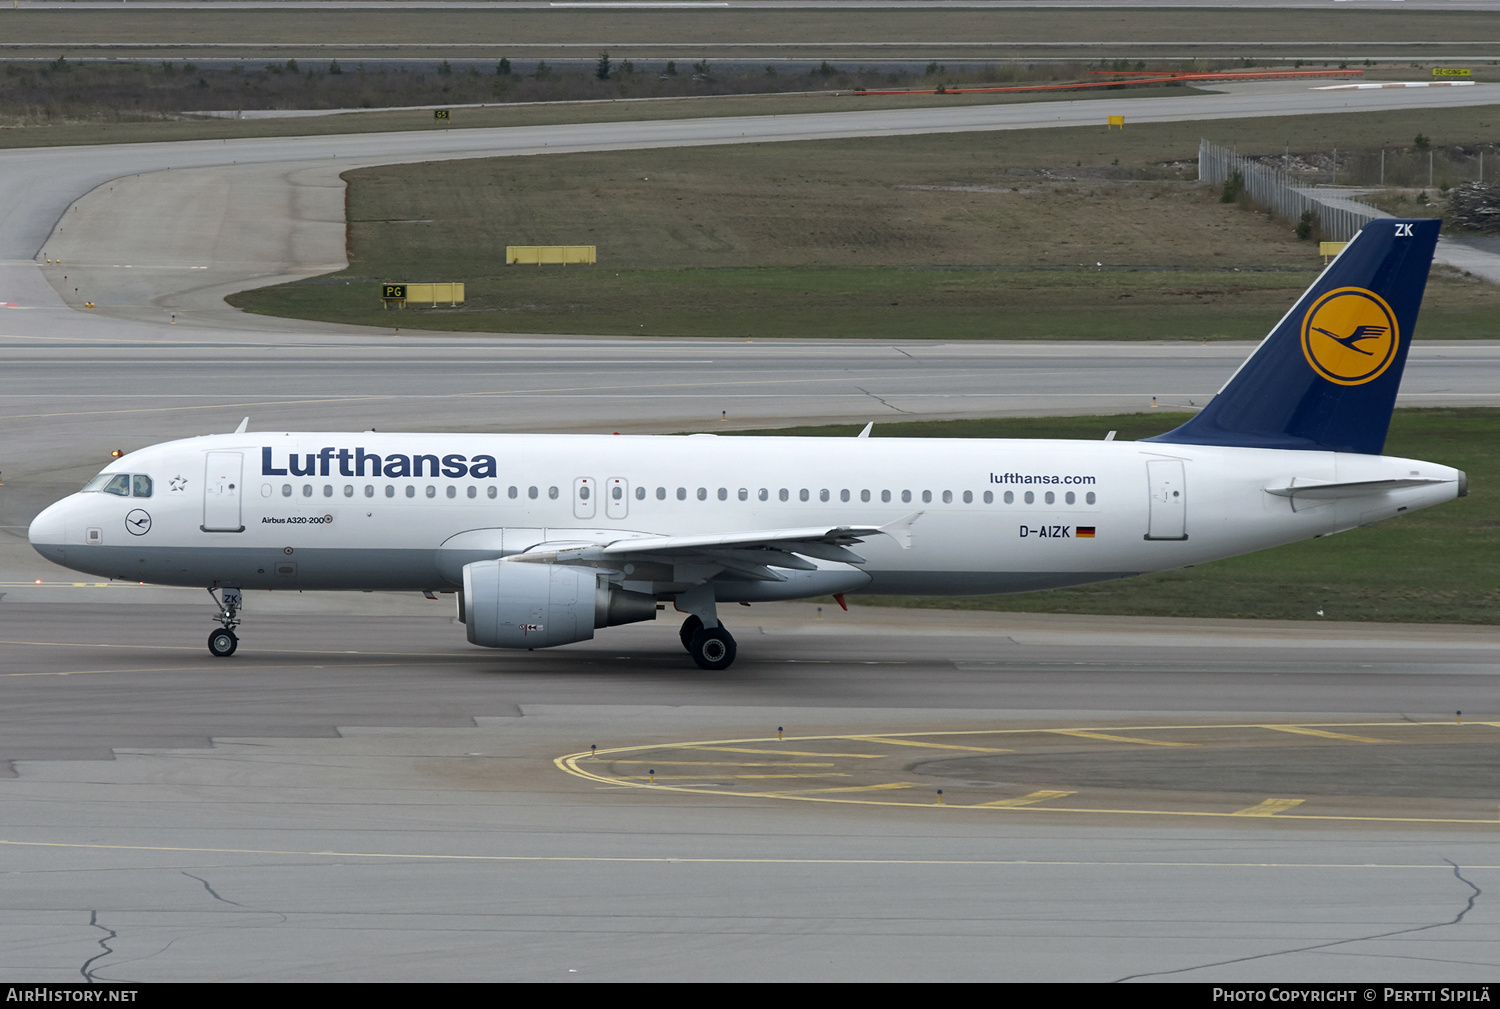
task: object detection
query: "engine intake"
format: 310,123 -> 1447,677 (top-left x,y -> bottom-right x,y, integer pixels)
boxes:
462,559 -> 656,649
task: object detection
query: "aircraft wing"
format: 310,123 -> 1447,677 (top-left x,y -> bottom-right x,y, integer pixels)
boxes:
515,513 -> 922,582
601,513 -> 921,556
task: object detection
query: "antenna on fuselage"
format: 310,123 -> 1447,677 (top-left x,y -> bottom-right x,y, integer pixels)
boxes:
856,423 -> 873,439
233,417 -> 249,435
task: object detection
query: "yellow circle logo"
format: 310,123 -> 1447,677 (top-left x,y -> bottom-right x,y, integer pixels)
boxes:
1300,287 -> 1400,386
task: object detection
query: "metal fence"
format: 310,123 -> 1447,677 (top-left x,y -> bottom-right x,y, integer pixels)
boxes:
1198,138 -> 1378,242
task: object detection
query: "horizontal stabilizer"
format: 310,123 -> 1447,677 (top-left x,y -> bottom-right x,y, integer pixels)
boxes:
1265,476 -> 1453,500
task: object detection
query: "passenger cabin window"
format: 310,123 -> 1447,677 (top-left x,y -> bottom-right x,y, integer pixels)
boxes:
283,484 -> 293,497
488,486 -> 498,499
386,486 -> 395,498
303,485 -> 314,498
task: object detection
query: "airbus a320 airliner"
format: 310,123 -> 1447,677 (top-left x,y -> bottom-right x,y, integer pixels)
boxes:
29,219 -> 1464,669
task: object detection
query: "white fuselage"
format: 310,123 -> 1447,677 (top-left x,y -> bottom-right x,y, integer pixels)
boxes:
28,432 -> 1464,599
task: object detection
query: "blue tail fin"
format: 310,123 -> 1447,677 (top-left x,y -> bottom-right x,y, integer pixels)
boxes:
1148,218 -> 1439,455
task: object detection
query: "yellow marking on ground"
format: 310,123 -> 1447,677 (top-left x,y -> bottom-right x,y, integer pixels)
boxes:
766,782 -> 914,795
975,790 -> 1078,808
617,775 -> 746,781
846,735 -> 1012,753
683,746 -> 886,758
733,774 -> 851,779
550,723 -> 1500,826
0,581 -> 113,588
608,761 -> 837,768
1231,798 -> 1307,817
1048,729 -> 1197,747
1260,725 -> 1397,744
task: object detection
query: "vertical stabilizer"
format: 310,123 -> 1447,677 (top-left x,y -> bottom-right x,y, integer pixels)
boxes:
1148,218 -> 1439,455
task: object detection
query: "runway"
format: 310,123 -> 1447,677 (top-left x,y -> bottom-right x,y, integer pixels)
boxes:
2,85 -> 1500,982
3,599 -> 1498,981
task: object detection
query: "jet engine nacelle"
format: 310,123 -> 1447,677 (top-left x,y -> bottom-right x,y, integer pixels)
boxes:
462,559 -> 656,649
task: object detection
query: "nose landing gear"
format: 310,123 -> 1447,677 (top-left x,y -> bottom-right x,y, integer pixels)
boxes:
207,585 -> 242,657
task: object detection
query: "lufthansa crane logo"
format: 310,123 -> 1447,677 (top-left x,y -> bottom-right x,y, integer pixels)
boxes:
125,509 -> 152,536
1300,287 -> 1400,386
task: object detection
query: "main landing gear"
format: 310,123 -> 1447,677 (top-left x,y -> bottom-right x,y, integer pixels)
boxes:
679,614 -> 737,671
207,585 -> 242,657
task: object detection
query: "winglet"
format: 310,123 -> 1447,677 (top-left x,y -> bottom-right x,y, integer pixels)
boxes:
857,422 -> 873,439
233,417 -> 249,435
878,511 -> 923,549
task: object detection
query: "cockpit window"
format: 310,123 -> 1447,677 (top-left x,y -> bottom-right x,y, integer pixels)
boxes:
83,473 -> 147,496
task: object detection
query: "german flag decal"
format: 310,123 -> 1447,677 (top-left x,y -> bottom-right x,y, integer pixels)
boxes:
1076,526 -> 1096,538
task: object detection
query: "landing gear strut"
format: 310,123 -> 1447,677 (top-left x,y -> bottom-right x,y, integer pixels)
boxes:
207,585 -> 241,657
680,615 -> 736,671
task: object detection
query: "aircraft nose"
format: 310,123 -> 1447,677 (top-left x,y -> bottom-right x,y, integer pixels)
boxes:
28,499 -> 69,560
